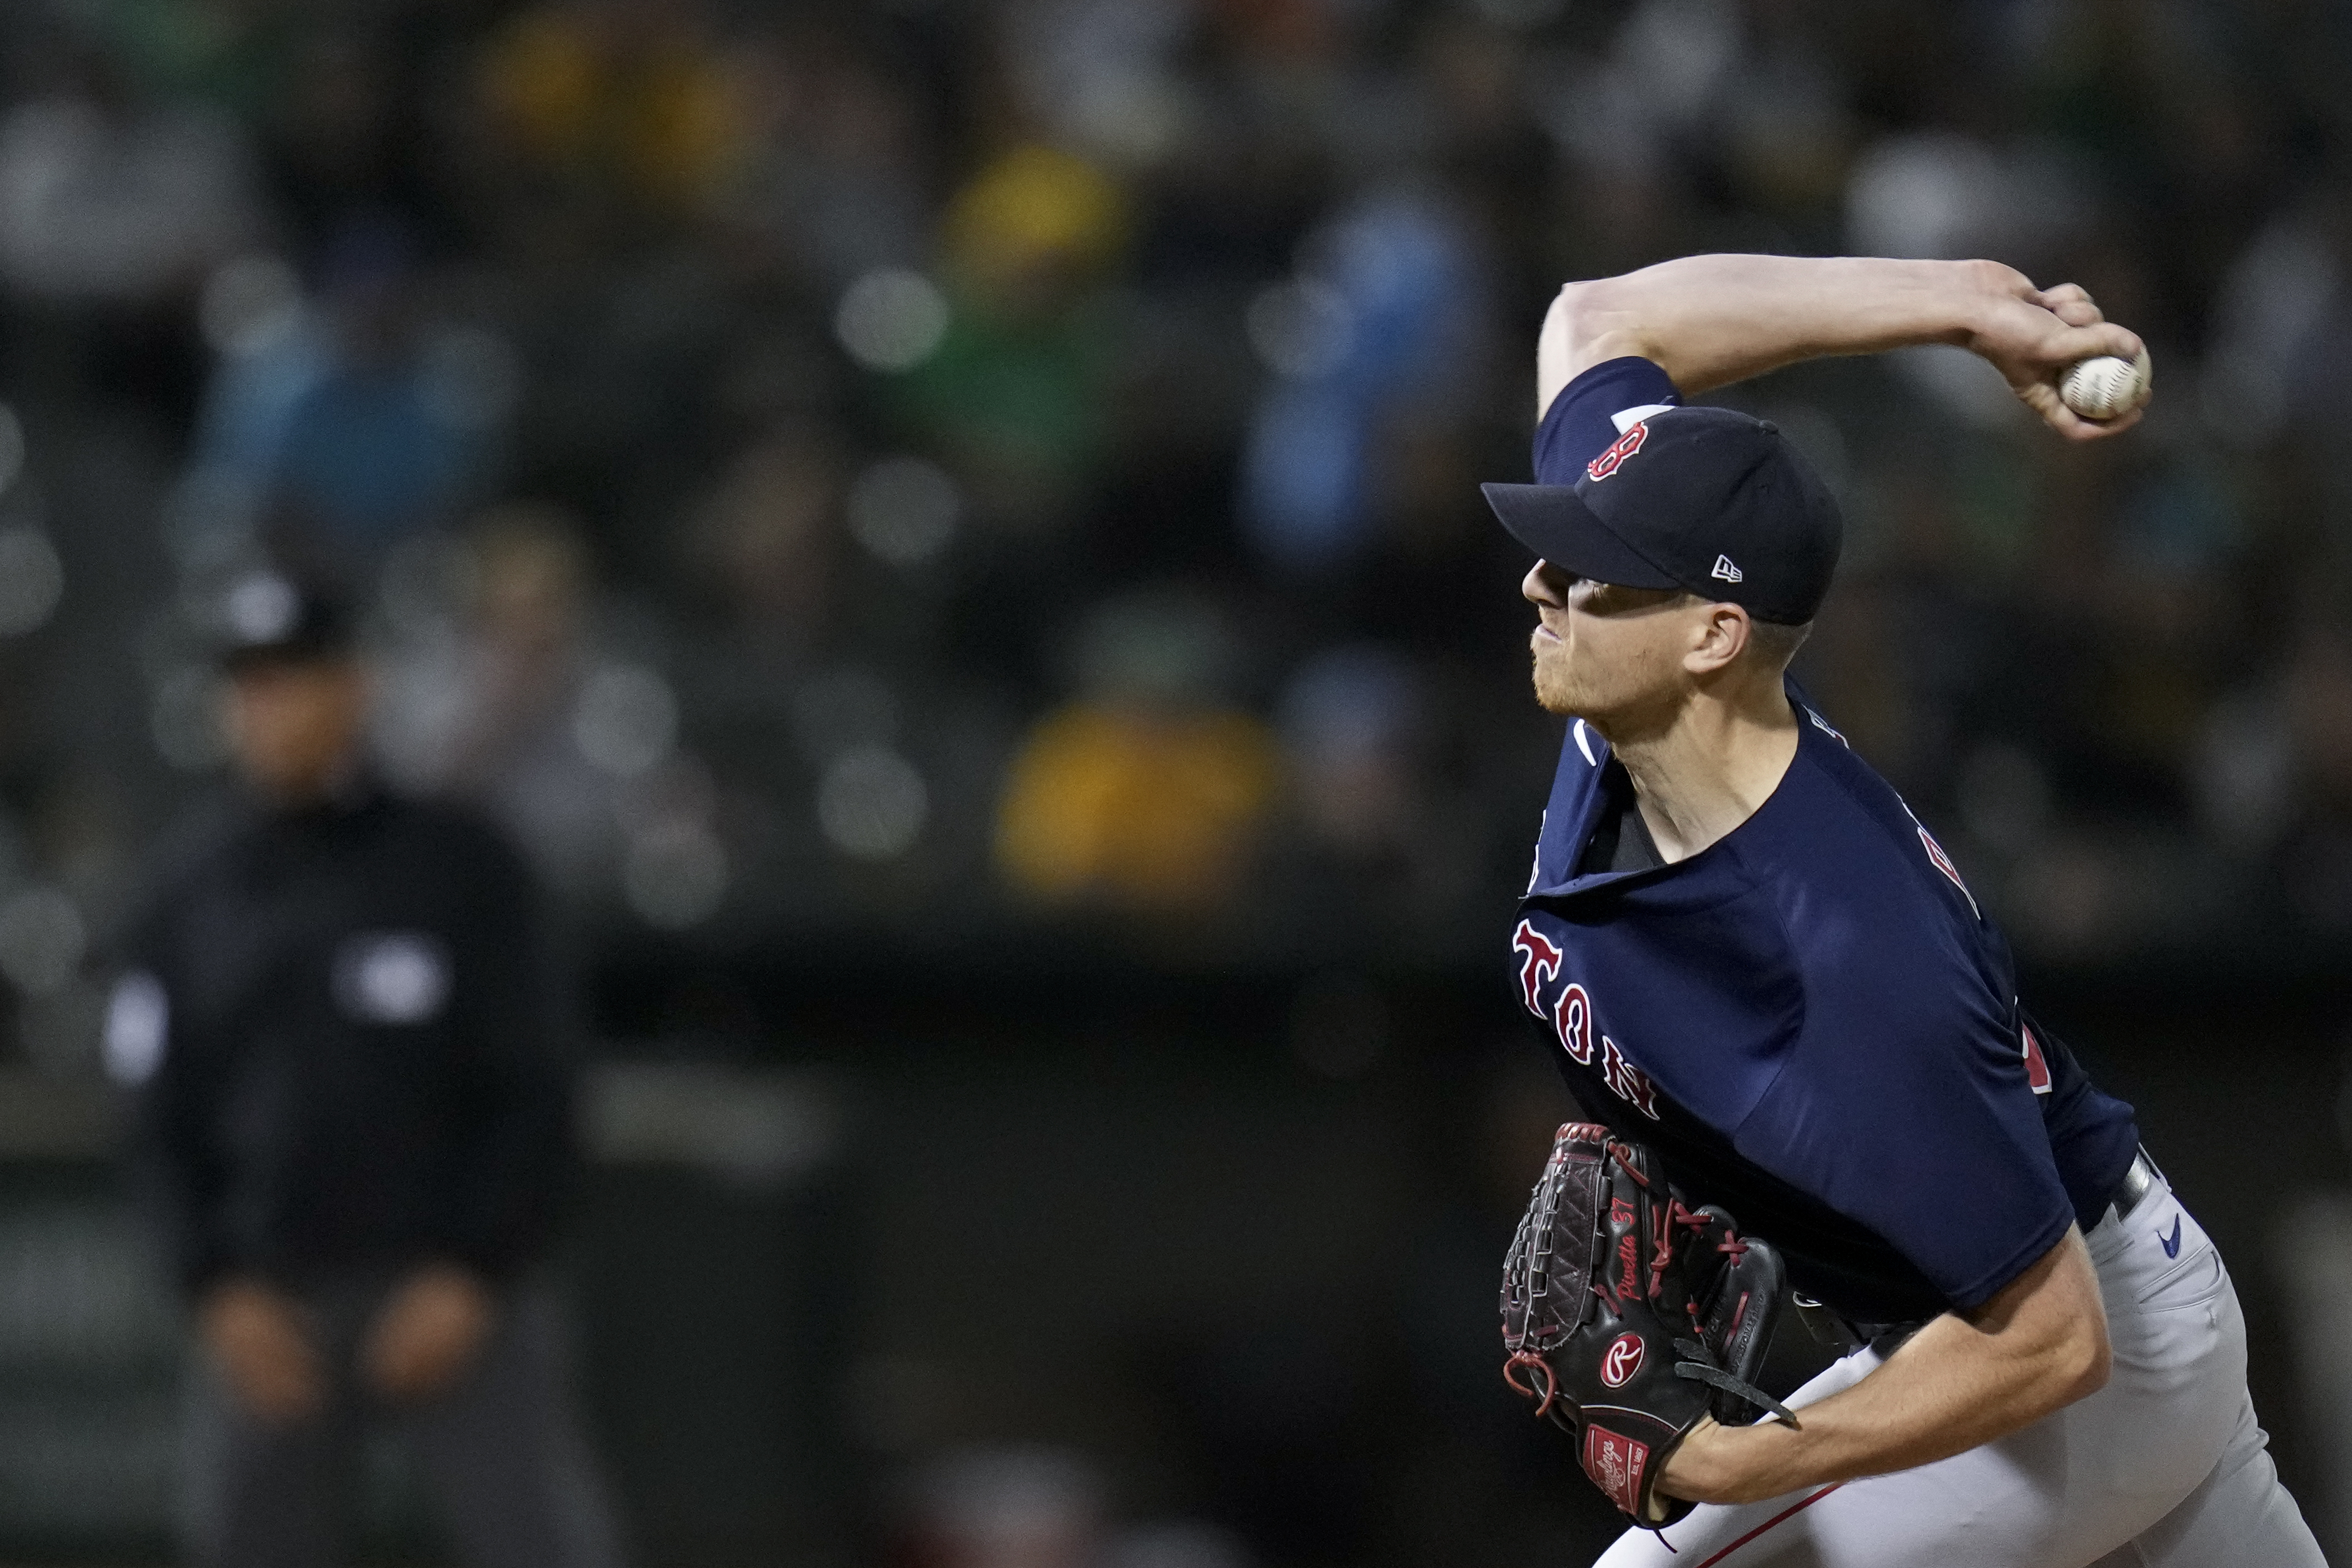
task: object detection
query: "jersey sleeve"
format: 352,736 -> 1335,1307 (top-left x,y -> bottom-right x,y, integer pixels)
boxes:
1737,936 -> 2077,1312
1533,356 -> 1684,484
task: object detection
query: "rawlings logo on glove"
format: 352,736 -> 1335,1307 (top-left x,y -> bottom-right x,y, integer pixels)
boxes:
1500,1124 -> 1799,1532
1584,1426 -> 1648,1516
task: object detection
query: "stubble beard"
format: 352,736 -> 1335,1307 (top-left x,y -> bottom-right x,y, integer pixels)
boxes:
1531,639 -> 1678,740
1530,641 -> 1582,716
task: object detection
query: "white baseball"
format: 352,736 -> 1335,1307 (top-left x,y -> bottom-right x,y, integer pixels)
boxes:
2058,347 -> 2152,420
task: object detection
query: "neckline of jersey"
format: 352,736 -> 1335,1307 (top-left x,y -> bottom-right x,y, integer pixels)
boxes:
1528,680 -> 1822,900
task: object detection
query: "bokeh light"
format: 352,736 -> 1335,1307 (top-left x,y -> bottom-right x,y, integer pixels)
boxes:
834,268 -> 951,372
572,664 -> 679,779
817,746 -> 927,860
847,456 -> 960,567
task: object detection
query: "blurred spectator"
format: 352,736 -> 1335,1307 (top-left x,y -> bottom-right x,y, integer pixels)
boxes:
374,502 -> 601,807
717,26 -> 928,291
185,215 -> 505,584
102,572 -> 620,1568
475,0 -> 751,219
185,251 -> 322,490
895,144 -> 1130,530
375,502 -> 707,919
1240,185 -> 1489,575
686,420 -> 842,653
1275,643 -> 1428,864
996,588 -> 1275,913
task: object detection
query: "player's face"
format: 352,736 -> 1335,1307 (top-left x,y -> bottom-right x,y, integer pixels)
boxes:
1522,561 -> 1697,725
225,657 -> 370,803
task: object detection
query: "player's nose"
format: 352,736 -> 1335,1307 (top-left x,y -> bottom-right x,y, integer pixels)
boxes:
1523,560 -> 1569,608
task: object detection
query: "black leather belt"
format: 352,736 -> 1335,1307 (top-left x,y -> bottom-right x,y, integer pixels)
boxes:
2106,1146 -> 2161,1222
1792,1299 -> 1924,1360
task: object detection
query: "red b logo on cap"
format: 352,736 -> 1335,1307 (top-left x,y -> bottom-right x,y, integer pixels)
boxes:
1600,1332 -> 1644,1388
1586,423 -> 1650,481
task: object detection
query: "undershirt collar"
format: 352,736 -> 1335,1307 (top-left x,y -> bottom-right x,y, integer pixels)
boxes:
1576,764 -> 1665,877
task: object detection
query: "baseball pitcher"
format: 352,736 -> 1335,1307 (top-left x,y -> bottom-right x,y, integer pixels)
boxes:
1481,255 -> 2325,1566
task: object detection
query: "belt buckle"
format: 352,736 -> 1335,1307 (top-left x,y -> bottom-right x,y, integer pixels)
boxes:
2109,1147 -> 2160,1222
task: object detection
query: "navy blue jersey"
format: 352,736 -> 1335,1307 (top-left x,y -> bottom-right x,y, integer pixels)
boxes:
1510,359 -> 2141,1324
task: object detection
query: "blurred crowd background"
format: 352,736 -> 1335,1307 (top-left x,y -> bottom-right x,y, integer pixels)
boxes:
2,0 -> 2351,1564
12,0 -> 2352,970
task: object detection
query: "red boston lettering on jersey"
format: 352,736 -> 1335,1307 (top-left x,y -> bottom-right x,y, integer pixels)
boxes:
2022,1024 -> 2053,1095
1554,983 -> 1597,1066
1583,1426 -> 1649,1516
1512,920 -> 1563,1018
1600,1036 -> 1663,1121
1585,422 -> 1650,481
1511,923 -> 1667,1121
1600,1332 -> 1645,1388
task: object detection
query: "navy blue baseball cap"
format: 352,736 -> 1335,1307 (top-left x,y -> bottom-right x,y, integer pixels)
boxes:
1482,407 -> 1843,625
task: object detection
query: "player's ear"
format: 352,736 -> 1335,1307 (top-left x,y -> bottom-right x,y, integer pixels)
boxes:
1683,601 -> 1751,675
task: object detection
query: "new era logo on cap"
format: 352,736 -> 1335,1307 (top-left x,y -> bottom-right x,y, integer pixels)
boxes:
1710,555 -> 1743,583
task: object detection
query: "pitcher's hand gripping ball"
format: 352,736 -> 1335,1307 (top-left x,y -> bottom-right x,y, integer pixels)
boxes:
1501,1124 -> 1798,1532
2060,347 -> 2153,420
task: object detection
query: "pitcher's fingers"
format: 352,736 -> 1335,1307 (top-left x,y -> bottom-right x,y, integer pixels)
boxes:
2047,320 -> 2143,369
2060,405 -> 2142,441
2033,282 -> 2105,326
2013,379 -> 2140,441
2045,397 -> 2145,442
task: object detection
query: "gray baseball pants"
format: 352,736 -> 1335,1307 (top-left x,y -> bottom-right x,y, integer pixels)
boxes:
1594,1174 -> 2325,1566
180,1274 -> 624,1568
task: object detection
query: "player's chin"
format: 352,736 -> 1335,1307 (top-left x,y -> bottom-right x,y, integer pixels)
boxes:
1530,662 -> 1582,716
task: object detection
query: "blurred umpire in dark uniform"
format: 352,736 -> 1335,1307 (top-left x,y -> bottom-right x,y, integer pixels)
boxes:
103,571 -> 623,1568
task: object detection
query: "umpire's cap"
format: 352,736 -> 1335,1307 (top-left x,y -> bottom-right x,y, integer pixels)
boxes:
212,569 -> 355,670
1483,406 -> 1843,625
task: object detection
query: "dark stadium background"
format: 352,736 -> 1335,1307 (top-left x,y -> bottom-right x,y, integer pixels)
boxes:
0,0 -> 2347,1562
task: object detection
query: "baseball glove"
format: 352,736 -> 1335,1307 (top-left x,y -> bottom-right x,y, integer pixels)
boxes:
1500,1123 -> 1798,1531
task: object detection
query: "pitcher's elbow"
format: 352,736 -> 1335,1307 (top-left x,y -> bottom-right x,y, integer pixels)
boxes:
1545,277 -> 1619,348
2061,1323 -> 2112,1405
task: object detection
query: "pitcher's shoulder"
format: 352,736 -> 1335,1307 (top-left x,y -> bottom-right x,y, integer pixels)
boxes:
1743,719 -> 1995,962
